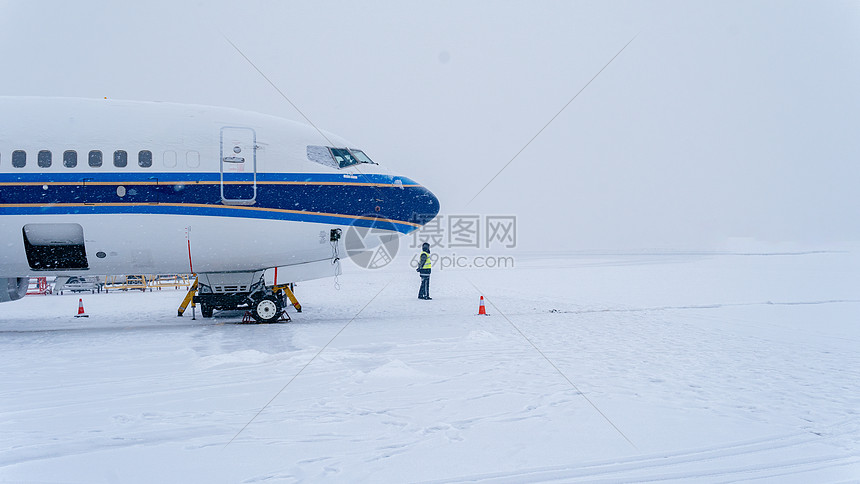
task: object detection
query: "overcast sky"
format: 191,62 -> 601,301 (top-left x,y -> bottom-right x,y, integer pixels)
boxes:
2,1 -> 858,251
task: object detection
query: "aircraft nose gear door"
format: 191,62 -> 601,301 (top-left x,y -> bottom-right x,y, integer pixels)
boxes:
220,126 -> 257,205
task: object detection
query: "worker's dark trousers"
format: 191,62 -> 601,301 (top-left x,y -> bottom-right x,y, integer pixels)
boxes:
419,274 -> 430,299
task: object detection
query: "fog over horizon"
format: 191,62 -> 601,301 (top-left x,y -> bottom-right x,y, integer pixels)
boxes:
2,1 -> 858,252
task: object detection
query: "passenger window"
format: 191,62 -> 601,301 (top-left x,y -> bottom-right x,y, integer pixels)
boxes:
113,150 -> 127,168
163,150 -> 177,168
38,150 -> 52,168
138,150 -> 152,168
88,150 -> 103,167
186,150 -> 200,168
12,150 -> 26,168
63,150 -> 77,168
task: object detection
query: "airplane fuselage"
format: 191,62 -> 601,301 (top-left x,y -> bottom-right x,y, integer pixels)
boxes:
0,97 -> 438,288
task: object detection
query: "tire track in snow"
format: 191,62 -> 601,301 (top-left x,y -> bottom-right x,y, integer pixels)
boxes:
420,418 -> 860,483
543,299 -> 860,316
0,425 -> 222,468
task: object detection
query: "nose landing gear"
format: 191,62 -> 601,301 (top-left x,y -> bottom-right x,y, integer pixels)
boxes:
181,272 -> 302,323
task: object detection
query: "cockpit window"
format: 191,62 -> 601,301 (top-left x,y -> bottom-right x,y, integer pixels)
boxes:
329,148 -> 359,168
349,149 -> 375,164
307,145 -> 378,169
307,146 -> 339,169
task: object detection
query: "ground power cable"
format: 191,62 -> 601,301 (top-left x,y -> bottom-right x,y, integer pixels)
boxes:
224,278 -> 394,448
465,278 -> 639,451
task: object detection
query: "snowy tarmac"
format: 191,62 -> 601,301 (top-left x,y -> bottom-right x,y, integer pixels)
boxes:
1,250 -> 859,483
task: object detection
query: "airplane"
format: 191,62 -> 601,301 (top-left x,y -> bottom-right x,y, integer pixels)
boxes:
0,96 -> 440,322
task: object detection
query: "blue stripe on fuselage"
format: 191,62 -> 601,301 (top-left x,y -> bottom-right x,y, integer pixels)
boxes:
0,172 -> 439,234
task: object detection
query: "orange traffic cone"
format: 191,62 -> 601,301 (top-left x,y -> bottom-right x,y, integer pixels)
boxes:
75,298 -> 89,318
478,296 -> 487,315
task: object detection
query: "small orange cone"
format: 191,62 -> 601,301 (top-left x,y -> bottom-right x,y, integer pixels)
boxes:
478,296 -> 487,315
75,298 -> 89,318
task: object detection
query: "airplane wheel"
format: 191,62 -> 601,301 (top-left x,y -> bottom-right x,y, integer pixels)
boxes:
252,295 -> 281,323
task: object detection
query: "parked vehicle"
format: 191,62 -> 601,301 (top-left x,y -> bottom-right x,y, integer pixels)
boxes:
58,276 -> 99,293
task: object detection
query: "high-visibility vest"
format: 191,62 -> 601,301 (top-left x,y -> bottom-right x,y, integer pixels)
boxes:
421,250 -> 432,269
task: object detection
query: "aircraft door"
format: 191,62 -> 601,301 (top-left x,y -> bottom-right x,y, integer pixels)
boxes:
220,127 -> 257,205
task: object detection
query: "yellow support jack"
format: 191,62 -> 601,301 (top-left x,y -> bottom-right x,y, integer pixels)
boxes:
177,277 -> 198,317
273,283 -> 302,313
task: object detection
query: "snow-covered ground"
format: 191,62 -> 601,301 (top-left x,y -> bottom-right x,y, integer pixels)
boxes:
1,250 -> 859,483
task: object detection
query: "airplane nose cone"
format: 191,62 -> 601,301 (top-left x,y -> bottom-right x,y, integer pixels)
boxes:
379,177 -> 440,234
413,184 -> 440,225
367,176 -> 438,234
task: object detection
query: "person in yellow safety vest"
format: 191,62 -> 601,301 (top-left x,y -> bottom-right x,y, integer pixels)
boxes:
416,242 -> 432,300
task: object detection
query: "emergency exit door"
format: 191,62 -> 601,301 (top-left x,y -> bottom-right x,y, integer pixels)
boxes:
220,126 -> 257,205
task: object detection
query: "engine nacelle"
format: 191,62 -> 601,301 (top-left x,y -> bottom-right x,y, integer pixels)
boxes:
0,277 -> 29,303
